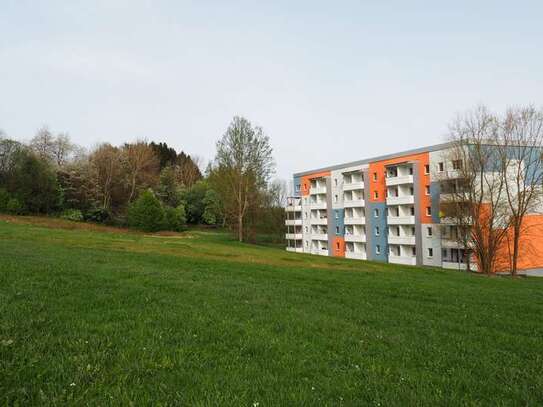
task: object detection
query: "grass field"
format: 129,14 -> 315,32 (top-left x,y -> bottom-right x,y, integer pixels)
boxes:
1,215 -> 543,405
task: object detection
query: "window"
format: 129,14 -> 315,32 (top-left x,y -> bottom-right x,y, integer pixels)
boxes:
411,247 -> 416,256
304,212 -> 308,219
409,187 -> 414,195
334,178 -> 338,186
373,172 -> 377,181
452,160 -> 463,170
425,185 -> 430,195
410,207 -> 415,216
375,226 -> 380,236
374,191 -> 379,199
305,241 -> 309,247
427,248 -> 433,257
335,211 -> 339,219
305,226 -> 308,233
336,226 -> 340,234
295,184 -> 300,192
424,164 -> 430,174
374,208 -> 379,217
409,167 -> 414,175
426,207 -> 432,216
336,241 -> 340,249
334,194 -> 338,203
376,245 -> 381,255
438,162 -> 444,172
427,226 -> 433,237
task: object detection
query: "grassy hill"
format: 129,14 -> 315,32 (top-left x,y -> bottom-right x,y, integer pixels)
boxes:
1,215 -> 542,405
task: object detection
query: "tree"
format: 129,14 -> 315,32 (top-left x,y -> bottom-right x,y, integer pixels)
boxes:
8,150 -> 61,213
211,116 -> 275,242
202,188 -> 223,225
184,180 -> 209,224
30,126 -> 55,162
0,137 -> 24,184
442,106 -> 511,274
497,106 -> 543,276
176,152 -> 203,188
150,142 -> 178,170
127,189 -> 165,232
89,144 -> 123,211
51,132 -> 75,166
122,141 -> 159,203
156,166 -> 184,207
164,204 -> 187,231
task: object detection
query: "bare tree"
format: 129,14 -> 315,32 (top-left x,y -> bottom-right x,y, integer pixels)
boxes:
212,116 -> 275,242
122,141 -> 159,203
51,132 -> 75,166
89,144 -> 123,210
30,126 -> 55,161
442,106 -> 511,274
496,106 -> 543,276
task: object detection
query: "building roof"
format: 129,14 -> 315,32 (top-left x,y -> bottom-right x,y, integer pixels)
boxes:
293,142 -> 453,177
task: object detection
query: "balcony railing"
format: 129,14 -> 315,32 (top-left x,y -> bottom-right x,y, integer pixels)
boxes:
344,217 -> 365,225
285,205 -> 302,212
385,175 -> 414,186
286,247 -> 304,253
345,252 -> 367,260
309,201 -> 327,210
344,199 -> 365,208
285,219 -> 302,226
310,217 -> 328,225
388,254 -> 417,265
388,235 -> 416,245
344,234 -> 366,243
311,233 -> 328,241
285,233 -> 303,240
310,186 -> 327,195
387,216 -> 416,225
386,195 -> 415,206
343,181 -> 364,191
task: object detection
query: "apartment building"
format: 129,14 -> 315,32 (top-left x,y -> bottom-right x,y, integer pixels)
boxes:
285,143 -> 543,272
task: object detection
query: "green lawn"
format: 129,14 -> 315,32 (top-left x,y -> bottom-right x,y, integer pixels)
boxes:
1,216 -> 542,406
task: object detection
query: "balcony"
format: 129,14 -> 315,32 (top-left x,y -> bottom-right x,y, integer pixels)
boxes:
285,219 -> 302,226
442,261 -> 478,271
388,235 -> 416,245
343,181 -> 364,191
388,255 -> 417,266
285,233 -> 303,240
387,216 -> 415,225
311,233 -> 328,241
386,175 -> 414,186
311,248 -> 329,256
310,186 -> 327,195
344,199 -> 365,208
441,239 -> 464,249
386,195 -> 415,206
285,205 -> 302,212
309,201 -> 327,210
440,216 -> 473,225
345,252 -> 367,260
345,234 -> 366,243
310,217 -> 328,225
286,247 -> 304,253
344,217 -> 365,225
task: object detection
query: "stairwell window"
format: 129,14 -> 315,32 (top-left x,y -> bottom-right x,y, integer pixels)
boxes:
376,245 -> 381,255
438,162 -> 444,172
424,164 -> 430,174
427,248 -> 433,258
427,226 -> 433,237
374,191 -> 379,199
425,185 -> 430,195
374,208 -> 379,218
412,247 -> 416,256
426,207 -> 432,216
375,226 -> 380,236
373,172 -> 378,181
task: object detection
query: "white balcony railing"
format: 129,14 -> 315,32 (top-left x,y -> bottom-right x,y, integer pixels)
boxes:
285,219 -> 302,226
345,252 -> 367,260
387,216 -> 416,225
344,199 -> 365,208
386,175 -> 414,186
343,181 -> 364,191
345,234 -> 366,243
388,255 -> 417,266
310,217 -> 328,225
309,202 -> 327,210
285,205 -> 302,212
311,233 -> 328,241
344,217 -> 366,225
286,247 -> 304,253
310,186 -> 327,195
386,195 -> 415,206
388,235 -> 416,245
285,233 -> 303,240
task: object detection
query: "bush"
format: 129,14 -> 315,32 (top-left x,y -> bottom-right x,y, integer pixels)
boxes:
0,188 -> 10,212
164,204 -> 187,232
83,208 -> 110,223
6,198 -> 23,215
127,190 -> 165,232
60,209 -> 84,222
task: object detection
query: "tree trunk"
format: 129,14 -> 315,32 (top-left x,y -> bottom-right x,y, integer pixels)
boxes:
238,214 -> 243,242
511,224 -> 520,277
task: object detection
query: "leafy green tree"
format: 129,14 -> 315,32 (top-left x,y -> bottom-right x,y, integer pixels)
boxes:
127,189 -> 165,232
157,166 -> 184,207
6,198 -> 23,214
202,188 -> 222,225
184,180 -> 209,224
164,204 -> 187,232
8,150 -> 61,213
0,188 -> 10,212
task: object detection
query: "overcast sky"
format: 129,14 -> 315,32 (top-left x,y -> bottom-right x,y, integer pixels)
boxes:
1,0 -> 542,180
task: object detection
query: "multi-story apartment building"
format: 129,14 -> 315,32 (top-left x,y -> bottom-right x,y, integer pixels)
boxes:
285,143 -> 543,272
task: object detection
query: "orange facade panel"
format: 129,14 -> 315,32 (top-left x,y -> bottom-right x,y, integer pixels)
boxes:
368,151 -> 432,224
333,236 -> 345,257
300,171 -> 331,196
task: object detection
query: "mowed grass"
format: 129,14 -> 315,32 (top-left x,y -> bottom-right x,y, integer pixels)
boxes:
1,216 -> 542,406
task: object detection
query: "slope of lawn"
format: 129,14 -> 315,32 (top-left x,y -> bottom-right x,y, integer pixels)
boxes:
1,215 -> 542,405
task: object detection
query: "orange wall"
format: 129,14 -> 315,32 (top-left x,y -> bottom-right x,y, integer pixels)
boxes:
300,171 -> 331,196
368,152 -> 432,224
493,215 -> 543,272
333,237 -> 345,257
